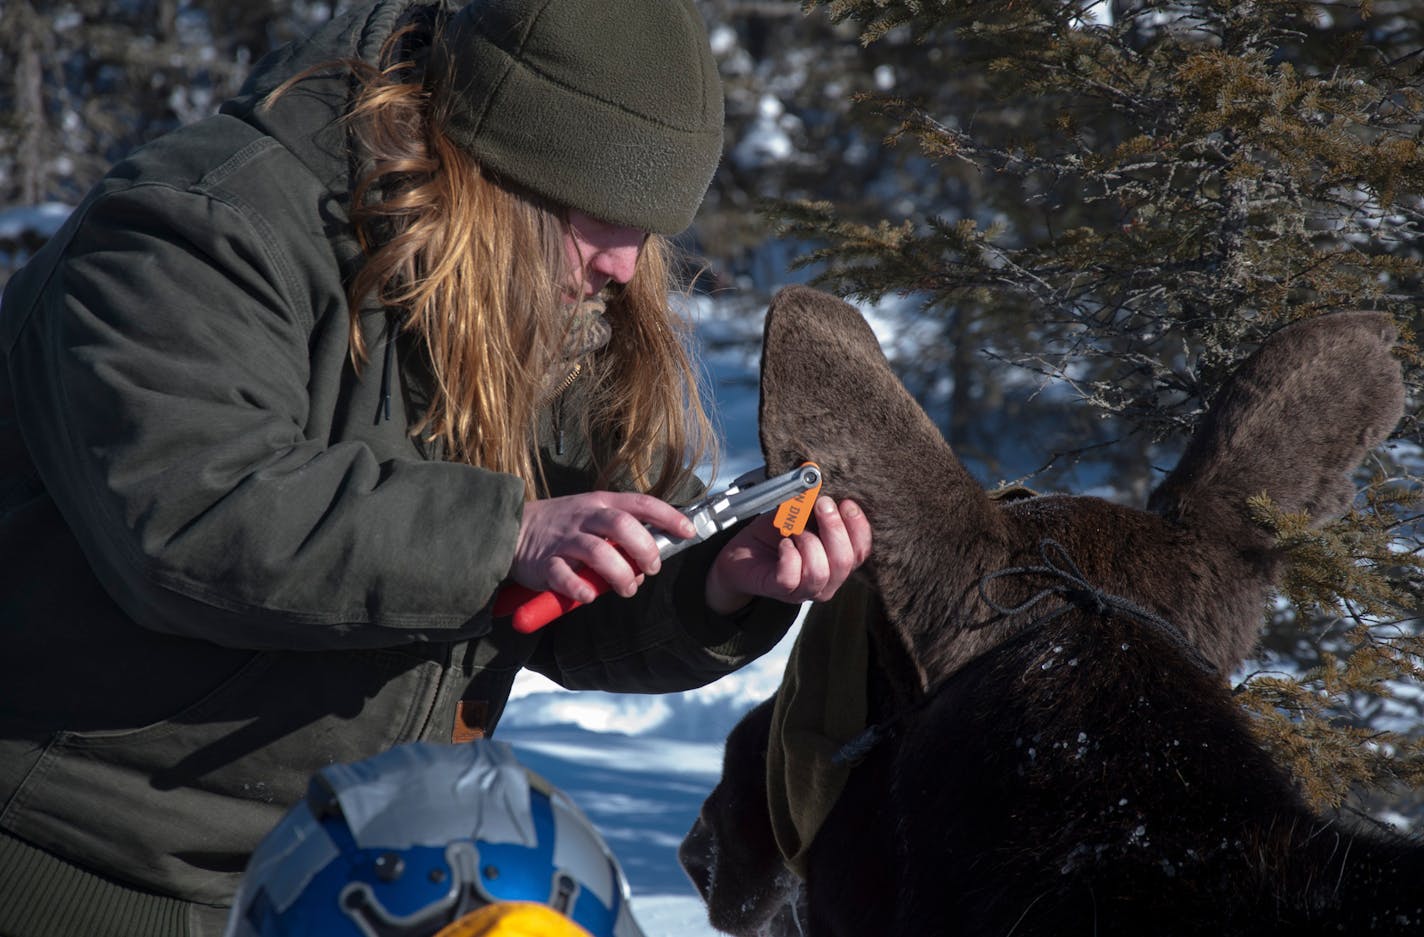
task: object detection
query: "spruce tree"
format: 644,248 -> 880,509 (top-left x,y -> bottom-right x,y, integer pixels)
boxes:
774,0 -> 1424,823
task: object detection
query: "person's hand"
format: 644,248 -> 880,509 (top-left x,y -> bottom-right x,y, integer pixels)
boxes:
511,492 -> 696,603
704,497 -> 871,615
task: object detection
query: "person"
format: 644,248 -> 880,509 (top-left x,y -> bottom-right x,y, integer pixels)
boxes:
225,741 -> 643,937
0,1 -> 871,933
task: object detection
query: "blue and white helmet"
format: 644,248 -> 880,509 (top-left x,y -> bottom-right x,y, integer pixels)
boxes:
225,741 -> 647,937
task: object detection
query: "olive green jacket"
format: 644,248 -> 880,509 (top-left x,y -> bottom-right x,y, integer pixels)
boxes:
0,2 -> 791,930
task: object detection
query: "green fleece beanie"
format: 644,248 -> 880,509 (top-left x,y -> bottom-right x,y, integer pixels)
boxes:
433,0 -> 724,236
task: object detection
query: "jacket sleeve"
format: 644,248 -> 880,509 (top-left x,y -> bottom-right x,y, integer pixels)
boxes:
4,181 -> 525,650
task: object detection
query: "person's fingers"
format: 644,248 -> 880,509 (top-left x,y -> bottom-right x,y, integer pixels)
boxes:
841,499 -> 872,566
808,499 -> 873,601
611,492 -> 697,541
589,506 -> 666,576
792,537 -> 831,603
772,535 -> 803,595
543,556 -> 600,604
567,532 -> 641,598
812,496 -> 854,584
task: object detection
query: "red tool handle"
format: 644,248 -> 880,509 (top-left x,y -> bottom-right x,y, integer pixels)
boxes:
492,571 -> 610,633
493,543 -> 634,634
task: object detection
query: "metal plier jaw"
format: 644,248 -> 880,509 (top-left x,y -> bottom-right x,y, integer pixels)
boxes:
653,462 -> 823,559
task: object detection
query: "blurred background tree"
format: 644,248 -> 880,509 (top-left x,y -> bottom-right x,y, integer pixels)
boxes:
1,0 -> 1421,826
0,1 -> 340,204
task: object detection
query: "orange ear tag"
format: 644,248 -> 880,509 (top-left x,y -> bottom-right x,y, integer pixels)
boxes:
773,462 -> 823,536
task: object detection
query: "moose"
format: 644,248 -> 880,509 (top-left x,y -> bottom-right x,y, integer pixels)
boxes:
679,286 -> 1421,935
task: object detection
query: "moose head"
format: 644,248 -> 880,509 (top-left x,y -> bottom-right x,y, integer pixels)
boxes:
758,285 -> 1403,687
683,285 -> 1414,937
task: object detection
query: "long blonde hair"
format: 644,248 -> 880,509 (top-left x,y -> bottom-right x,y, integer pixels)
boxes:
284,19 -> 717,499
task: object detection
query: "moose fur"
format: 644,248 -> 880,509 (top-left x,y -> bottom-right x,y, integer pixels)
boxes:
680,286 -> 1419,935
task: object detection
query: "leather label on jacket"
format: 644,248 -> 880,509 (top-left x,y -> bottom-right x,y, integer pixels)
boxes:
453,699 -> 489,743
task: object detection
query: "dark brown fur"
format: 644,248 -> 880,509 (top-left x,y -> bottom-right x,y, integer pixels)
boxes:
681,286 -> 1417,935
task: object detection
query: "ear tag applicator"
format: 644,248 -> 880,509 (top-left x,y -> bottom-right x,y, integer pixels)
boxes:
495,462 -> 824,632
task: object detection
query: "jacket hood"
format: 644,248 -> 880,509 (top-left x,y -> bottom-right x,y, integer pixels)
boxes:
219,0 -> 458,199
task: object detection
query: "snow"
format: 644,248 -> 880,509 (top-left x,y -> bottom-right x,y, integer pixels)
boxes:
0,202 -> 72,241
729,94 -> 799,169
708,24 -> 738,57
503,729 -> 734,935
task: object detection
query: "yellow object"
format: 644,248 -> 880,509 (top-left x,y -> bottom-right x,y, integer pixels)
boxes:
434,902 -> 594,937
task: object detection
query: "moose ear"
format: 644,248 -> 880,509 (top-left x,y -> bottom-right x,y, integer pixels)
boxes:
1148,312 -> 1404,541
758,288 -> 1003,651
758,286 -> 979,510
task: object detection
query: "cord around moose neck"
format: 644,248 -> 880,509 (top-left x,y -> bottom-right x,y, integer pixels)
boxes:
976,538 -> 1216,675
833,538 -> 1218,767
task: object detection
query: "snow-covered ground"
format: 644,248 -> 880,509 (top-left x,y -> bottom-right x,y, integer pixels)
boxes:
503,729 -> 746,936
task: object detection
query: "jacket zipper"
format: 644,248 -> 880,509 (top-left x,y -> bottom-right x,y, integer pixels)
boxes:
544,362 -> 583,456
